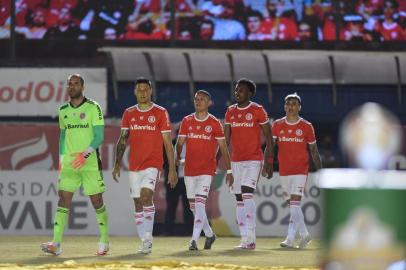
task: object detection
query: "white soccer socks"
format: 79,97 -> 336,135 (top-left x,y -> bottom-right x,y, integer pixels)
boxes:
236,200 -> 248,240
134,211 -> 145,240
189,200 -> 213,238
289,201 -> 309,241
242,193 -> 256,243
143,205 -> 155,241
191,197 -> 207,241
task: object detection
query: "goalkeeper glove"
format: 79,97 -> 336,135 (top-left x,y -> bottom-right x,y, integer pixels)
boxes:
71,148 -> 93,170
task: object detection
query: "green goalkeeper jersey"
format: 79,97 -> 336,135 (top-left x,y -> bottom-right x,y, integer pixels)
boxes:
59,98 -> 104,171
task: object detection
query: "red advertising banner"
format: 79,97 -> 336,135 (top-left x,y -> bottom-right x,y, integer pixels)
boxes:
0,124 -> 120,170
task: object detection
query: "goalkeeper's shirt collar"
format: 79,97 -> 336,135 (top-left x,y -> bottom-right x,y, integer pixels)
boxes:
69,97 -> 87,109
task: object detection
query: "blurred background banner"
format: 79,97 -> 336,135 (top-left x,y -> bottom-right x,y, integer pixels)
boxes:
0,68 -> 107,116
319,102 -> 406,269
1,0 -> 405,42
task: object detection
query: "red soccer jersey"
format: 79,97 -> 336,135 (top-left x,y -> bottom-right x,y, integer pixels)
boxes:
225,102 -> 269,162
272,117 -> 316,176
121,103 -> 171,171
178,113 -> 224,176
378,21 -> 405,41
261,17 -> 298,40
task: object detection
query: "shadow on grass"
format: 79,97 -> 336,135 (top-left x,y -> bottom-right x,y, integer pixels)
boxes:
169,250 -> 209,257
268,247 -> 323,252
215,249 -> 269,256
18,255 -> 97,265
105,253 -> 154,261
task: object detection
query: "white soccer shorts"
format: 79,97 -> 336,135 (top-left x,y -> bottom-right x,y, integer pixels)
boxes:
230,160 -> 262,194
184,175 -> 212,199
129,168 -> 160,198
279,174 -> 307,201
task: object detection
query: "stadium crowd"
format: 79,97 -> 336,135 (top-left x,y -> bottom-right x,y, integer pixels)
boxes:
0,0 -> 405,41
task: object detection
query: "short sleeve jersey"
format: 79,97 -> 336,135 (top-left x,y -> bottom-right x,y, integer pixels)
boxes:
58,98 -> 104,171
121,103 -> 171,171
272,117 -> 316,176
178,113 -> 225,176
378,21 -> 404,41
224,102 -> 269,162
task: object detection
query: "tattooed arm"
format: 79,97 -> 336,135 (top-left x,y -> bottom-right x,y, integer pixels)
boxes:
309,143 -> 322,171
112,129 -> 129,182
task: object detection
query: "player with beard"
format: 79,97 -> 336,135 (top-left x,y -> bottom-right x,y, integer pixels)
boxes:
41,74 -> 109,256
223,78 -> 274,249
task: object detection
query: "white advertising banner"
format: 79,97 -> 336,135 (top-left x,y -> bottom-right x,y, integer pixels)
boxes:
0,68 -> 107,116
0,171 -> 136,236
0,171 -> 322,237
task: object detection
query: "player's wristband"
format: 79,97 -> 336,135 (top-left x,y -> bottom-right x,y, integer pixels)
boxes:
226,169 -> 232,174
83,147 -> 95,159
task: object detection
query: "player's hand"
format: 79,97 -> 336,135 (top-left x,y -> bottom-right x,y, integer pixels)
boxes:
112,164 -> 121,182
71,152 -> 88,170
168,169 -> 178,188
262,162 -> 273,179
225,173 -> 234,187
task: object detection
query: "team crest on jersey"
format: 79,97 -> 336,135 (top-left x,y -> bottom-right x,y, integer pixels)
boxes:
245,113 -> 253,120
148,116 -> 156,123
295,129 -> 303,136
205,125 -> 212,133
80,113 -> 86,119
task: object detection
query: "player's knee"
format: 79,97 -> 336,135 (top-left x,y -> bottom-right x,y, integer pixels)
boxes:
57,192 -> 72,208
57,197 -> 71,208
241,185 -> 254,194
140,194 -> 152,205
90,197 -> 103,209
140,188 -> 153,205
290,195 -> 302,202
133,198 -> 143,211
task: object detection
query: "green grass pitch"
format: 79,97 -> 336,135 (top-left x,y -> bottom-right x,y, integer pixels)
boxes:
0,236 -> 323,270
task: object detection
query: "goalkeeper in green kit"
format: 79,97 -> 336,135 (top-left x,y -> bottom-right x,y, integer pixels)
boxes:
41,74 -> 109,256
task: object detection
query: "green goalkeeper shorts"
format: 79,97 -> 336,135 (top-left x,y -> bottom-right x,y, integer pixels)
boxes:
59,169 -> 106,196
